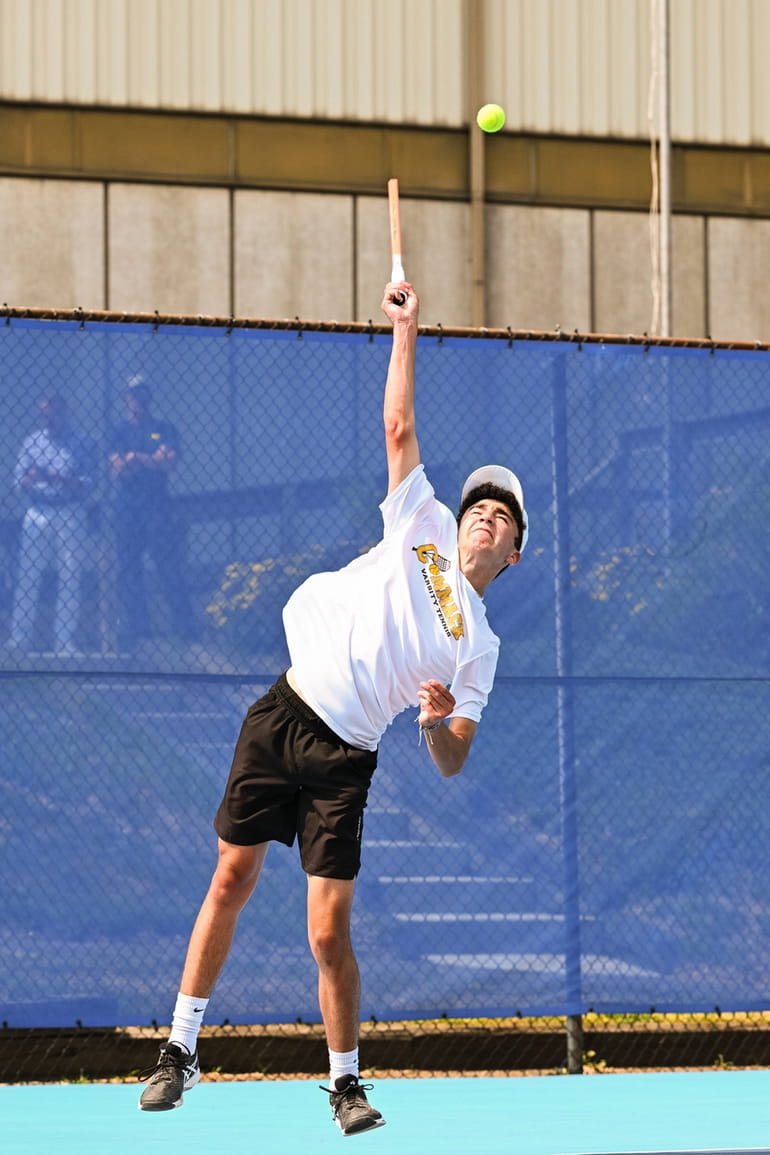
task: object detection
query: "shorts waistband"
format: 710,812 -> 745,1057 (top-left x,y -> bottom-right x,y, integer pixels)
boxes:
274,671 -> 347,746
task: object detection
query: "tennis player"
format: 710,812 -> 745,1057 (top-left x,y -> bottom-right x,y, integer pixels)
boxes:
138,280 -> 528,1135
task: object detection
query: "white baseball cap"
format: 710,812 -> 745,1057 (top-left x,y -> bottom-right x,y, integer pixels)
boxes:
461,465 -> 529,553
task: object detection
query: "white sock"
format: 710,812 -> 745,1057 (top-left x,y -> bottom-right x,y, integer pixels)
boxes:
169,992 -> 209,1055
329,1047 -> 359,1088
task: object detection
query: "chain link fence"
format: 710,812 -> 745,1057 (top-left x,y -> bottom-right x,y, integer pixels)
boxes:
1,309 -> 768,1081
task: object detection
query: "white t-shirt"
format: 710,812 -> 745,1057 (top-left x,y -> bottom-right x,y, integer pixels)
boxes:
282,465 -> 500,750
15,428 -> 96,506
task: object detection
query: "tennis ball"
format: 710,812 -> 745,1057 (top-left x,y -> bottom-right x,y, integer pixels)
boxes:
476,103 -> 506,133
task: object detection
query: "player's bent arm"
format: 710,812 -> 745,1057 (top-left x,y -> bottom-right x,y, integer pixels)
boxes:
423,717 -> 477,778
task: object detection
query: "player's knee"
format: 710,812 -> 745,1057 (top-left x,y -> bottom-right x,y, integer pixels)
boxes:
210,855 -> 259,908
308,924 -> 351,970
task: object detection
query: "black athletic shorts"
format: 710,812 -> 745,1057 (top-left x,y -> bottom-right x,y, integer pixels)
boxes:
213,672 -> 378,880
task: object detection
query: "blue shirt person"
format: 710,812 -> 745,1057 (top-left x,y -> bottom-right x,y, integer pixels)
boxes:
107,378 -> 198,652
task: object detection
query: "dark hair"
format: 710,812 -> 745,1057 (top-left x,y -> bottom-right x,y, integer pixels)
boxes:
457,483 -> 526,553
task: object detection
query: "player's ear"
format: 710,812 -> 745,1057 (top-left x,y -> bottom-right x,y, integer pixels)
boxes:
504,550 -> 521,567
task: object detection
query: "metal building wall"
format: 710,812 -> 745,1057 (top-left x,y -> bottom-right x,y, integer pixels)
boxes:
0,0 -> 466,124
484,0 -> 650,139
484,0 -> 770,145
672,0 -> 770,144
1,0 -> 770,145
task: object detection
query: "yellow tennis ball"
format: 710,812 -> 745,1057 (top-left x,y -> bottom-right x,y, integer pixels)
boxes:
476,103 -> 506,133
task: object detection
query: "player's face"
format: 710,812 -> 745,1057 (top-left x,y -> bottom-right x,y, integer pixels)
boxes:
458,499 -> 520,564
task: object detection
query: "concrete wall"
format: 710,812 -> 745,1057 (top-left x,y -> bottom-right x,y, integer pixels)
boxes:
707,217 -> 770,342
107,184 -> 231,316
2,175 -> 768,341
486,205 -> 592,333
0,177 -> 104,310
234,191 -> 354,322
592,211 -> 706,338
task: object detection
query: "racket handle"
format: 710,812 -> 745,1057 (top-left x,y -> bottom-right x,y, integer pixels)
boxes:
391,259 -> 406,305
388,177 -> 407,305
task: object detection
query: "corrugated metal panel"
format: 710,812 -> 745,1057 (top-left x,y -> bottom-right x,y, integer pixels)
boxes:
0,0 -> 769,145
484,0 -> 652,138
674,0 -> 770,145
257,0 -> 466,125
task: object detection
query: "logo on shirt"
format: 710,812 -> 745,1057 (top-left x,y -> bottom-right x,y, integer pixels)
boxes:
413,544 -> 464,640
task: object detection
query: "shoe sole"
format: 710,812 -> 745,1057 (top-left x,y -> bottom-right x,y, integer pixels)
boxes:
138,1096 -> 183,1112
339,1116 -> 387,1137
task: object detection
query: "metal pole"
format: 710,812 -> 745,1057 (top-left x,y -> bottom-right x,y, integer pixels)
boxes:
551,356 -> 584,1074
656,0 -> 673,555
658,0 -> 672,337
466,0 -> 486,327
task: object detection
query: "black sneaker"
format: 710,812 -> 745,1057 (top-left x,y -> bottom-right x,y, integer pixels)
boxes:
137,1042 -> 201,1111
320,1074 -> 386,1136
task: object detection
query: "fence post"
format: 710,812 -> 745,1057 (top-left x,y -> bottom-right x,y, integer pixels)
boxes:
551,351 -> 584,1072
566,1013 -> 584,1074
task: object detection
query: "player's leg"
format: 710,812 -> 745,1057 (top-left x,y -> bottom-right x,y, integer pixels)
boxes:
292,707 -> 384,1136
308,875 -> 385,1136
307,874 -> 360,1053
113,509 -> 149,649
138,840 -> 267,1112
52,508 -> 88,654
181,839 -> 268,996
10,511 -> 51,650
146,503 -> 198,641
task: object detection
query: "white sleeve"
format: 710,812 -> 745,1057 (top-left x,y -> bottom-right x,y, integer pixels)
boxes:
449,647 -> 500,723
14,436 -> 35,488
380,465 -> 434,536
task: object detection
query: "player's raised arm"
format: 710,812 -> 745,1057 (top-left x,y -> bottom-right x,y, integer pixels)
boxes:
380,282 -> 421,494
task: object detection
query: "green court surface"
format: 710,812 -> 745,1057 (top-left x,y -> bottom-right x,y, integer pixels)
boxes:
2,1069 -> 769,1154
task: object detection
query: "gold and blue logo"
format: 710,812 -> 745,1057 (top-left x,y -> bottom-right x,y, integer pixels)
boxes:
413,544 -> 464,640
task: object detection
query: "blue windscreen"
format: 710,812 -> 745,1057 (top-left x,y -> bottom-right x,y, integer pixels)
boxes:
0,319 -> 768,1027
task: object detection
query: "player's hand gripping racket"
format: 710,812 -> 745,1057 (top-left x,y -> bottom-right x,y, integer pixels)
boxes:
387,178 -> 407,305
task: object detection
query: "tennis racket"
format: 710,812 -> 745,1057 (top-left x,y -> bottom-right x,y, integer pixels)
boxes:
387,178 -> 407,305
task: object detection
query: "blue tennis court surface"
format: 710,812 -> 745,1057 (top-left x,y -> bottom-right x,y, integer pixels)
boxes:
2,1069 -> 769,1154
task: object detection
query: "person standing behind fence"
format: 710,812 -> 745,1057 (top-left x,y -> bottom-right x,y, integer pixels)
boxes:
106,377 -> 197,653
9,394 -> 97,657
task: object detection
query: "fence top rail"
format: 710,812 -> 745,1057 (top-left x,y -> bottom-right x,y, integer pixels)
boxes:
1,303 -> 769,352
